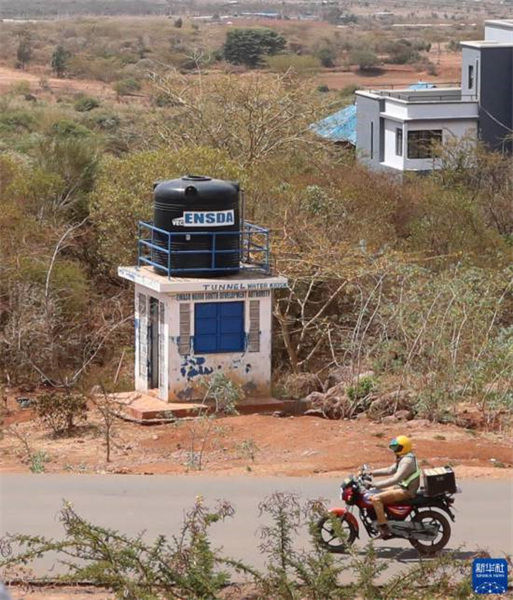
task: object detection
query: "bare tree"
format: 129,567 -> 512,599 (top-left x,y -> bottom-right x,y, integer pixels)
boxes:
89,385 -> 125,463
149,70 -> 326,167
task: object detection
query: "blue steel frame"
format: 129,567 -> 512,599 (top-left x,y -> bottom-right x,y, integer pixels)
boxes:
137,221 -> 271,277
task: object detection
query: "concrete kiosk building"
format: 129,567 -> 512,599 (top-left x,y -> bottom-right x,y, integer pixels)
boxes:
118,176 -> 287,403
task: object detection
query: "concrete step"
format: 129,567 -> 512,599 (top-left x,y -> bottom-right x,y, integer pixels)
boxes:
110,391 -> 294,423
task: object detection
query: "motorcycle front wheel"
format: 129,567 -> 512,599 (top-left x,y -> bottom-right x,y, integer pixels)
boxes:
317,514 -> 358,553
409,509 -> 451,556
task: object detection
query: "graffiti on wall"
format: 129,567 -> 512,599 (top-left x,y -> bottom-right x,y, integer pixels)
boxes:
180,356 -> 214,380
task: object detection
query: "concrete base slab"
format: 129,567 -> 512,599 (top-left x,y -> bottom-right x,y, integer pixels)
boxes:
111,391 -> 293,422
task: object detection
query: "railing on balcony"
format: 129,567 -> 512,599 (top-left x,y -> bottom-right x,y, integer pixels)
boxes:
137,221 -> 271,277
378,90 -> 478,103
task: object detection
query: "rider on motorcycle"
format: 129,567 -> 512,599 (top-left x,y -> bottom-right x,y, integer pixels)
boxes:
367,435 -> 421,539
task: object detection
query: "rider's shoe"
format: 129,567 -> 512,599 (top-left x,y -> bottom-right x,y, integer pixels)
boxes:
377,523 -> 393,539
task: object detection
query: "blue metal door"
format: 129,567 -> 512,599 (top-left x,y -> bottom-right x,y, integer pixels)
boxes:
194,301 -> 245,353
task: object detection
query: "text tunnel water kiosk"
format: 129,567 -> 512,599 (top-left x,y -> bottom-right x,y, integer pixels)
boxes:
152,175 -> 241,278
118,175 -> 288,402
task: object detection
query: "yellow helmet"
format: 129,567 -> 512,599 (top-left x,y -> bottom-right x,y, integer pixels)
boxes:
389,435 -> 412,456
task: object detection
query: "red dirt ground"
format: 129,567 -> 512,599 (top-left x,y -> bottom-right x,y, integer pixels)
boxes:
0,46 -> 461,98
317,50 -> 462,90
1,398 -> 511,479
7,588 -> 113,600
0,65 -> 115,97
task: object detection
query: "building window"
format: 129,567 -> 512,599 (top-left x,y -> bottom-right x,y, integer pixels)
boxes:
194,301 -> 245,354
468,64 -> 474,89
407,130 -> 443,159
395,128 -> 403,156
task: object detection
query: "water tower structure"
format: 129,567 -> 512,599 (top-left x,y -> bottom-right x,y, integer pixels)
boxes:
118,176 -> 287,402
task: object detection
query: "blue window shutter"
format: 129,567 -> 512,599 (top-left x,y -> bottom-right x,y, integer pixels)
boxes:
194,301 -> 245,354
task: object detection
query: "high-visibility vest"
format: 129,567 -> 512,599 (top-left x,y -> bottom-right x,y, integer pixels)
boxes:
399,453 -> 421,489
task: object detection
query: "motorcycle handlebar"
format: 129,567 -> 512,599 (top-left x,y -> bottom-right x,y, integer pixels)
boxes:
358,464 -> 372,478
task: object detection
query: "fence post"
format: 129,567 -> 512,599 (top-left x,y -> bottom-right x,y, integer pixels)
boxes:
167,232 -> 171,278
266,231 -> 270,274
137,222 -> 141,269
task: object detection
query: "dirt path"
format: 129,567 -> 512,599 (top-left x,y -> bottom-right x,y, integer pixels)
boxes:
0,65 -> 114,97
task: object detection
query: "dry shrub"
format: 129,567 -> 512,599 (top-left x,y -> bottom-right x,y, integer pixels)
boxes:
35,391 -> 88,436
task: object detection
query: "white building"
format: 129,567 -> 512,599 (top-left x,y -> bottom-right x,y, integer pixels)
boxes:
353,19 -> 513,173
118,177 -> 287,402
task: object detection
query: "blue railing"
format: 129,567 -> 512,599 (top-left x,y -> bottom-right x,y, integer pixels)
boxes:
137,221 -> 271,277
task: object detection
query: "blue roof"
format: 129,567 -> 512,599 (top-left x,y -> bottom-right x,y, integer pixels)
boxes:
408,81 -> 436,90
310,104 -> 356,145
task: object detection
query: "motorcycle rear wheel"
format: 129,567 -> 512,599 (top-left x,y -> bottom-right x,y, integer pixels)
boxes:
317,514 -> 357,553
409,510 -> 451,556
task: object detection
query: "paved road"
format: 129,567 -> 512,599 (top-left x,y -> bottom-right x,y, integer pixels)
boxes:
1,475 -> 512,579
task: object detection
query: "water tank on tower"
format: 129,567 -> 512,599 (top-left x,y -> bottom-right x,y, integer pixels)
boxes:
152,175 -> 241,277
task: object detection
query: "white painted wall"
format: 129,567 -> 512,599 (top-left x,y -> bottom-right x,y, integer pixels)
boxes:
134,286 -> 147,393
404,101 -> 478,121
383,120 -> 405,170
381,99 -> 407,120
134,286 -> 274,401
485,22 -> 513,43
402,120 -> 478,171
382,97 -> 478,122
380,119 -> 477,171
166,294 -> 273,401
134,284 -> 170,396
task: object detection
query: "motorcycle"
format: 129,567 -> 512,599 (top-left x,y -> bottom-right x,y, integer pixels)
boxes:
317,464 -> 461,556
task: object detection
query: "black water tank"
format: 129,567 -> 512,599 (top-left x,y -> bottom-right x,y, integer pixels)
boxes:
152,175 -> 240,277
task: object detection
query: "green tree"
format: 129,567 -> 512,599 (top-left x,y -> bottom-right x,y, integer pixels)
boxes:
16,31 -> 33,70
51,45 -> 71,78
350,49 -> 380,71
113,77 -> 141,98
316,46 -> 336,68
384,40 -> 420,65
223,28 -> 286,67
